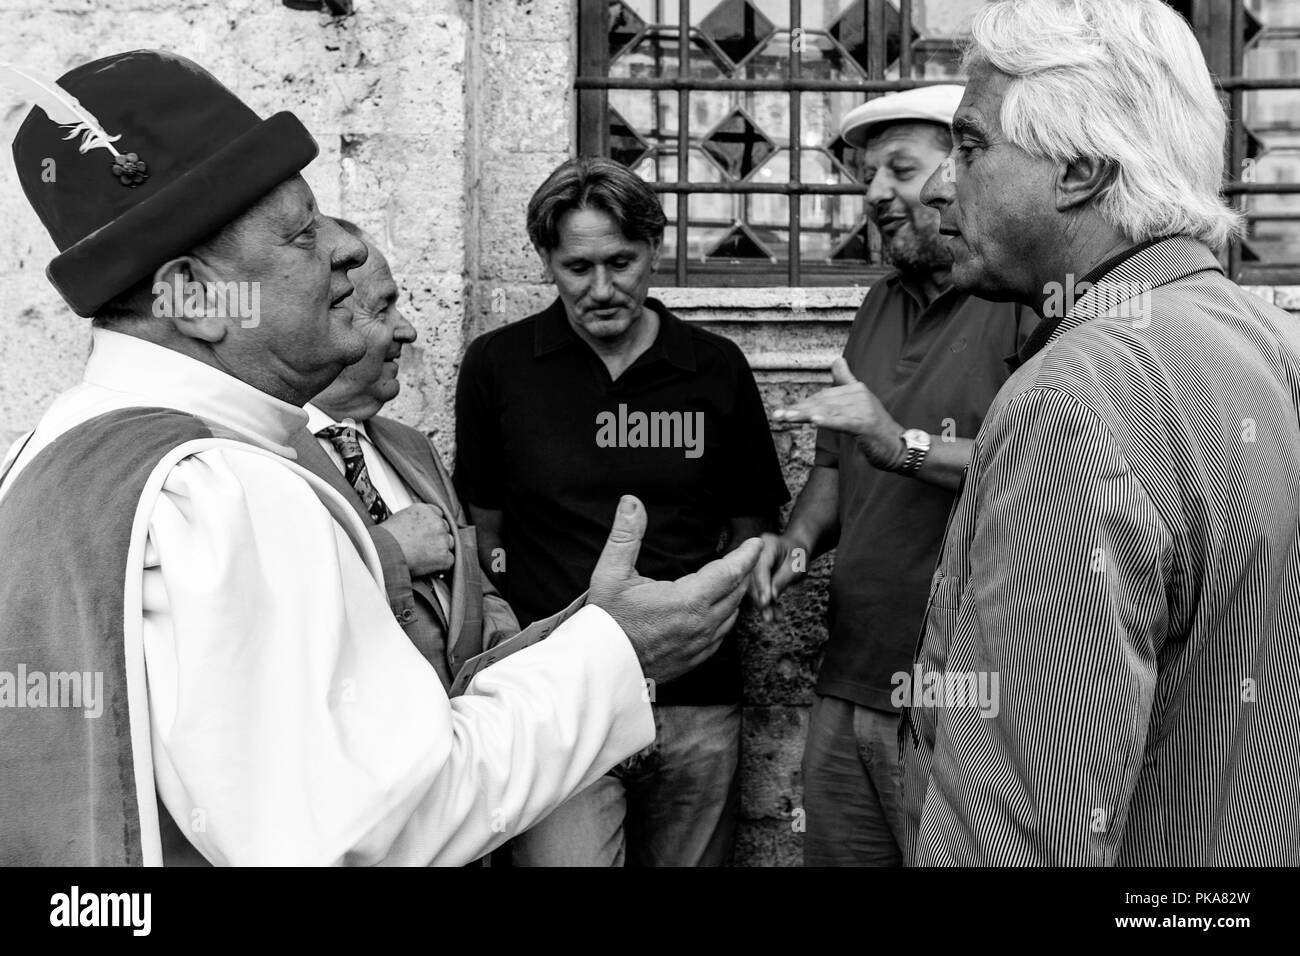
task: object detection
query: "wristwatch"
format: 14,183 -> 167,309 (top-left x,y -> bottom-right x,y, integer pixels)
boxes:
896,428 -> 932,476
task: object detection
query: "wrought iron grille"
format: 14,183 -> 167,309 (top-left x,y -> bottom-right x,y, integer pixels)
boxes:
1223,0 -> 1300,284
576,0 -> 1300,287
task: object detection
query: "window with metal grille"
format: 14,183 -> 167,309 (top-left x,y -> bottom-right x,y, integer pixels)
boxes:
1229,0 -> 1300,284
575,0 -> 1300,287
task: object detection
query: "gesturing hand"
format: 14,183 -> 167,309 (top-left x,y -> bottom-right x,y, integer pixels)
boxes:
772,357 -> 904,470
588,495 -> 762,685
746,532 -> 808,623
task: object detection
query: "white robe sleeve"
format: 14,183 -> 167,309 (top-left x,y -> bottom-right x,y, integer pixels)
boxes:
141,446 -> 655,866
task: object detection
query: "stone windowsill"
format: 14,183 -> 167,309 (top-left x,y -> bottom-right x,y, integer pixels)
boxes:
656,287 -> 867,313
656,285 -> 1300,312
657,285 -> 1300,378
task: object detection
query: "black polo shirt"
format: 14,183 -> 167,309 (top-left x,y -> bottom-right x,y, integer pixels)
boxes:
454,296 -> 789,705
814,274 -> 1038,713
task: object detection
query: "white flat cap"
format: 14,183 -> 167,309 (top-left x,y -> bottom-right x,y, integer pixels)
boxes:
839,84 -> 966,149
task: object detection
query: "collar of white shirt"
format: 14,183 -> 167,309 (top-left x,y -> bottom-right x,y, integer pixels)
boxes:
83,328 -> 308,457
303,402 -> 374,444
303,402 -> 418,516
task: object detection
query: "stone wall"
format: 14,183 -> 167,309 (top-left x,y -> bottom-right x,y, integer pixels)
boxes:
0,0 -> 471,453
2,0 -> 1298,868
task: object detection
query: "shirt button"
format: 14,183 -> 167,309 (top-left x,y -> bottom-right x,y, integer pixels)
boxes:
398,609 -> 415,623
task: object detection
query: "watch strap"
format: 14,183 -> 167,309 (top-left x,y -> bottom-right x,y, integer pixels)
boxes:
897,430 -> 930,476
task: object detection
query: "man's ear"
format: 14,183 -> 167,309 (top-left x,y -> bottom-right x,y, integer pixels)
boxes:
649,239 -> 662,271
1055,155 -> 1115,213
151,256 -> 230,345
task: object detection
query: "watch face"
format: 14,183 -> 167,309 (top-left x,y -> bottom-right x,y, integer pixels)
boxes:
904,429 -> 930,449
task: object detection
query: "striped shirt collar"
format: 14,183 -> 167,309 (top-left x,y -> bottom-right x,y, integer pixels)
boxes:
1011,235 -> 1223,369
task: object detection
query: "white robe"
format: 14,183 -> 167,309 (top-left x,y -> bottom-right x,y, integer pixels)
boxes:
0,329 -> 654,866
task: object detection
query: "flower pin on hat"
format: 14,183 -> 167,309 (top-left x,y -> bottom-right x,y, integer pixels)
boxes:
1,62 -> 148,187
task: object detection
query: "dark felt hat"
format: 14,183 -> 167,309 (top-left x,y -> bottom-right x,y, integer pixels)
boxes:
10,50 -> 319,317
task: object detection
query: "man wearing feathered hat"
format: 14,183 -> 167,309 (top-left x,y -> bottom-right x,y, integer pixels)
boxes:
0,50 -> 759,866
749,85 -> 1038,865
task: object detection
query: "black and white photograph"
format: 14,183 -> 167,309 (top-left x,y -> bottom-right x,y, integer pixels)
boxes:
0,0 -> 1296,933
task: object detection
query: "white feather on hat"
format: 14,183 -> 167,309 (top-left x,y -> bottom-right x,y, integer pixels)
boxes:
0,62 -> 126,159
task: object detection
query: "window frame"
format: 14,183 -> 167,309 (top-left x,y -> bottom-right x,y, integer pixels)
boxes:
576,0 -> 1300,287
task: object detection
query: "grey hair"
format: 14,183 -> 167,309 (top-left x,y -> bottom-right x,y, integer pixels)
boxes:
963,0 -> 1243,249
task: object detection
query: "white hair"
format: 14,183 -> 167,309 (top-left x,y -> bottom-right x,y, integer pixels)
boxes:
964,0 -> 1243,249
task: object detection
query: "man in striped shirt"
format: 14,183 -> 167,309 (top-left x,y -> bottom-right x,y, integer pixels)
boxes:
902,0 -> 1300,865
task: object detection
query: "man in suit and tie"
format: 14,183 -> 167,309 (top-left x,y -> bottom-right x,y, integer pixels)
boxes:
295,219 -> 517,690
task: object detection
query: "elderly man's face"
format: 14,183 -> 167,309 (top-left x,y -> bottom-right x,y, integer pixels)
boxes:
199,176 -> 369,398
312,241 -> 416,420
542,207 -> 660,344
920,61 -> 1057,301
863,121 -> 952,278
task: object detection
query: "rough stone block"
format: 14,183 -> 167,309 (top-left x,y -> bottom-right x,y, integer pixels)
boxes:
741,567 -> 831,707
733,819 -> 803,867
479,0 -> 573,42
0,272 -> 92,444
384,271 -> 466,447
338,132 -> 465,277
302,134 -> 344,224
478,40 -> 573,154
467,280 -> 555,336
477,152 -> 569,280
740,704 -> 807,821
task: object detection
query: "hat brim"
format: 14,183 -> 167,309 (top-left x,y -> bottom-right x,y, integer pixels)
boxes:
48,111 -> 318,317
840,114 -> 950,151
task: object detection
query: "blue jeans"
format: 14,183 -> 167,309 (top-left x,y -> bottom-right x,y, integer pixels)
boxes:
801,693 -> 904,866
511,703 -> 741,867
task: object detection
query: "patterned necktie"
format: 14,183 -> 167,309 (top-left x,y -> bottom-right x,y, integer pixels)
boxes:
317,423 -> 392,524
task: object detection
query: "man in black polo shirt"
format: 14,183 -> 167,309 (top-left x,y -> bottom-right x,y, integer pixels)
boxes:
750,87 -> 1038,866
454,156 -> 788,866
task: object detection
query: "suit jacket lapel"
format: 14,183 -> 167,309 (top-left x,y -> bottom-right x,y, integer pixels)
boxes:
367,418 -> 478,664
367,422 -> 453,515
286,429 -> 375,528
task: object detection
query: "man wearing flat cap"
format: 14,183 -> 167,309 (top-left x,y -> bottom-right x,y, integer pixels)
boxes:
749,85 -> 1037,866
0,50 -> 759,866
